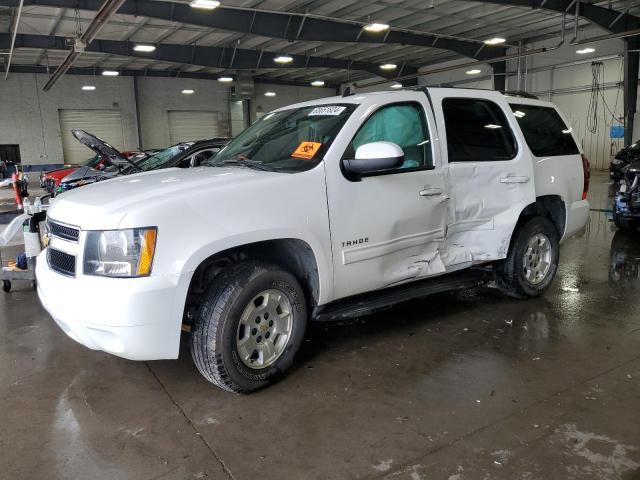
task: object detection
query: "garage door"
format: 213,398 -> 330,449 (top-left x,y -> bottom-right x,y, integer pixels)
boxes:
168,110 -> 221,144
59,110 -> 125,165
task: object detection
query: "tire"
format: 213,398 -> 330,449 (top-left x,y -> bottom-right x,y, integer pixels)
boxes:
495,216 -> 560,299
613,210 -> 637,231
2,280 -> 11,293
191,260 -> 307,393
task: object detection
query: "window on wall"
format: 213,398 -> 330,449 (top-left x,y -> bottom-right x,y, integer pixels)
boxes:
442,98 -> 517,162
510,104 -> 580,157
344,103 -> 433,170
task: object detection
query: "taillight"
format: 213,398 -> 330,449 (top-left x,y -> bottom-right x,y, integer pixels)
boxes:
581,154 -> 590,200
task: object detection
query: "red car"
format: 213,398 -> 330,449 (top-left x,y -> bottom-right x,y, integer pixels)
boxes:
39,151 -> 139,193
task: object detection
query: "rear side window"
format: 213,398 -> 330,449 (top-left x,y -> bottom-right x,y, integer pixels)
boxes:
442,98 -> 517,162
510,104 -> 580,157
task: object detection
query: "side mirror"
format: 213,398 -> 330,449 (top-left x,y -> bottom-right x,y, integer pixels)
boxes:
342,141 -> 404,177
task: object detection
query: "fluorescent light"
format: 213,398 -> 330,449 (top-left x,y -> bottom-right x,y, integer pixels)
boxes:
576,47 -> 595,54
380,63 -> 397,70
466,69 -> 481,75
513,110 -> 526,118
264,91 -> 276,97
133,44 -> 156,52
485,124 -> 502,129
311,80 -> 325,87
562,128 -> 573,134
390,83 -> 403,89
181,89 -> 195,94
274,55 -> 293,64
189,0 -> 220,9
102,70 -> 119,76
363,23 -> 389,33
81,85 -> 96,91
217,76 -> 233,82
484,37 -> 506,45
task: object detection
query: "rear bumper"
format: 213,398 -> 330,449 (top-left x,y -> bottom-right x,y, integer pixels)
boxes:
36,249 -> 186,360
564,199 -> 589,240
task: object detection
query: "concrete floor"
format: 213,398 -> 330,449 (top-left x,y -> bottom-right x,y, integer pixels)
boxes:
1,172 -> 639,480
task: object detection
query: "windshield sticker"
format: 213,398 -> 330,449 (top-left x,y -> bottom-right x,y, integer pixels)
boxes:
308,106 -> 346,116
291,142 -> 322,160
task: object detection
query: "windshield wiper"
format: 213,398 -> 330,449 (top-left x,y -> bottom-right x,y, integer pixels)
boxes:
212,159 -> 275,171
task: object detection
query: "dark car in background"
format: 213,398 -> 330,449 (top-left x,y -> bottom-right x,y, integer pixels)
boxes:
613,158 -> 640,230
611,141 -> 640,180
55,129 -> 229,195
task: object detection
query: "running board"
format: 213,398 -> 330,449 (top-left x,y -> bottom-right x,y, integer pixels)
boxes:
312,268 -> 493,322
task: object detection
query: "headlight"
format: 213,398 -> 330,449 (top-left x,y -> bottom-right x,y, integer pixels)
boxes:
83,227 -> 157,277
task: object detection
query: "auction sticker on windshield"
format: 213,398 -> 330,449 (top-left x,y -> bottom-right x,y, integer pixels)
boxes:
308,106 -> 346,116
292,142 -> 322,160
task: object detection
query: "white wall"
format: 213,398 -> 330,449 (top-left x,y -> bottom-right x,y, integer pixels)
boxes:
136,76 -> 231,149
0,73 -> 138,168
251,83 -> 335,119
0,73 -> 336,169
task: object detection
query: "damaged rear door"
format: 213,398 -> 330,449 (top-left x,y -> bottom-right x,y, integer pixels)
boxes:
326,92 -> 449,300
428,89 -> 536,266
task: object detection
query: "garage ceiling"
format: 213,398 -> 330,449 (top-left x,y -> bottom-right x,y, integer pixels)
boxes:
1,0 -> 640,86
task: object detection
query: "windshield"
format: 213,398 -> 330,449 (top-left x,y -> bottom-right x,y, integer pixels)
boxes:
131,144 -> 191,171
208,104 -> 356,172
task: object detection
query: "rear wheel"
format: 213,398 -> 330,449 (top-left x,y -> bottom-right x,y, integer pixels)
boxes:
191,261 -> 307,393
495,216 -> 560,299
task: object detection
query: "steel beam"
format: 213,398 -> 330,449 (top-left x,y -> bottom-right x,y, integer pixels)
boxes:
0,0 -> 507,60
0,32 -> 414,78
478,0 -> 640,34
624,38 -> 639,145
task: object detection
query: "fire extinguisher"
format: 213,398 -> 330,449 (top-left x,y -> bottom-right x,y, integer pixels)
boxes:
11,172 -> 21,209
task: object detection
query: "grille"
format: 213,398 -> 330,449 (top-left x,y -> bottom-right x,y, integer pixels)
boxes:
48,220 -> 79,242
48,248 -> 76,277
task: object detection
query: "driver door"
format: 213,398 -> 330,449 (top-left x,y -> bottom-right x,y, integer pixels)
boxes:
325,95 -> 449,300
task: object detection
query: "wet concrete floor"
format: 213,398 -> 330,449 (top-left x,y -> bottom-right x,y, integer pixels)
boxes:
1,172 -> 639,480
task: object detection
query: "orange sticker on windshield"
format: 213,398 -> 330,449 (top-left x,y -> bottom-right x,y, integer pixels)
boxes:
292,142 -> 322,160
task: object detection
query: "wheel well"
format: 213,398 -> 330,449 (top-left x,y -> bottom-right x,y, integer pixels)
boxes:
518,195 -> 566,237
183,239 -> 320,326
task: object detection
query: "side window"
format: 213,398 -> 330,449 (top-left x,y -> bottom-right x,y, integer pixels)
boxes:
345,103 -> 433,170
192,148 -> 218,167
510,104 -> 580,157
442,98 -> 517,162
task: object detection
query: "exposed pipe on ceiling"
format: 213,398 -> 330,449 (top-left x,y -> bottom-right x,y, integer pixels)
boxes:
42,0 -> 127,91
3,0 -> 24,80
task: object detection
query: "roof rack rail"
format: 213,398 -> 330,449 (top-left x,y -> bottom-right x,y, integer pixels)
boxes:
502,90 -> 539,100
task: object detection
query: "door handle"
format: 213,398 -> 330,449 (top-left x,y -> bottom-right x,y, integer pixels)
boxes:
500,175 -> 530,184
419,187 -> 443,197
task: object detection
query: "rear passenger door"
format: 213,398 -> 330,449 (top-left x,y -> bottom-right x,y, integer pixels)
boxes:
428,89 -> 536,264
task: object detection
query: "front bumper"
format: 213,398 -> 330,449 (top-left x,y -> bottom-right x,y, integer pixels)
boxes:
36,249 -> 185,360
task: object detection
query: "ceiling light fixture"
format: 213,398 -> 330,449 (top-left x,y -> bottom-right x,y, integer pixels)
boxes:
181,89 -> 195,94
133,44 -> 156,53
576,47 -> 595,54
363,22 -> 389,33
390,83 -> 403,89
311,80 -> 325,87
189,0 -> 220,9
217,76 -> 234,82
380,63 -> 397,70
82,85 -> 96,91
264,91 -> 276,97
274,55 -> 293,64
102,70 -> 119,76
484,37 -> 506,45
466,69 -> 481,75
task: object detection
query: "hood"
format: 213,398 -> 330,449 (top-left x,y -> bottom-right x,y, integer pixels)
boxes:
72,129 -> 126,163
60,165 -> 117,183
48,166 -> 285,230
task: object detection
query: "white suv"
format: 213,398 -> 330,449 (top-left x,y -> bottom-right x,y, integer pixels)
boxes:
37,88 -> 590,393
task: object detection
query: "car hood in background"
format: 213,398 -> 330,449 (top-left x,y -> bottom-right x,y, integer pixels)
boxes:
60,166 -> 116,183
72,129 -> 127,164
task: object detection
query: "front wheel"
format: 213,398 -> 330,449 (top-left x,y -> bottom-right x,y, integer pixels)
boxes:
191,261 -> 307,393
495,216 -> 560,299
